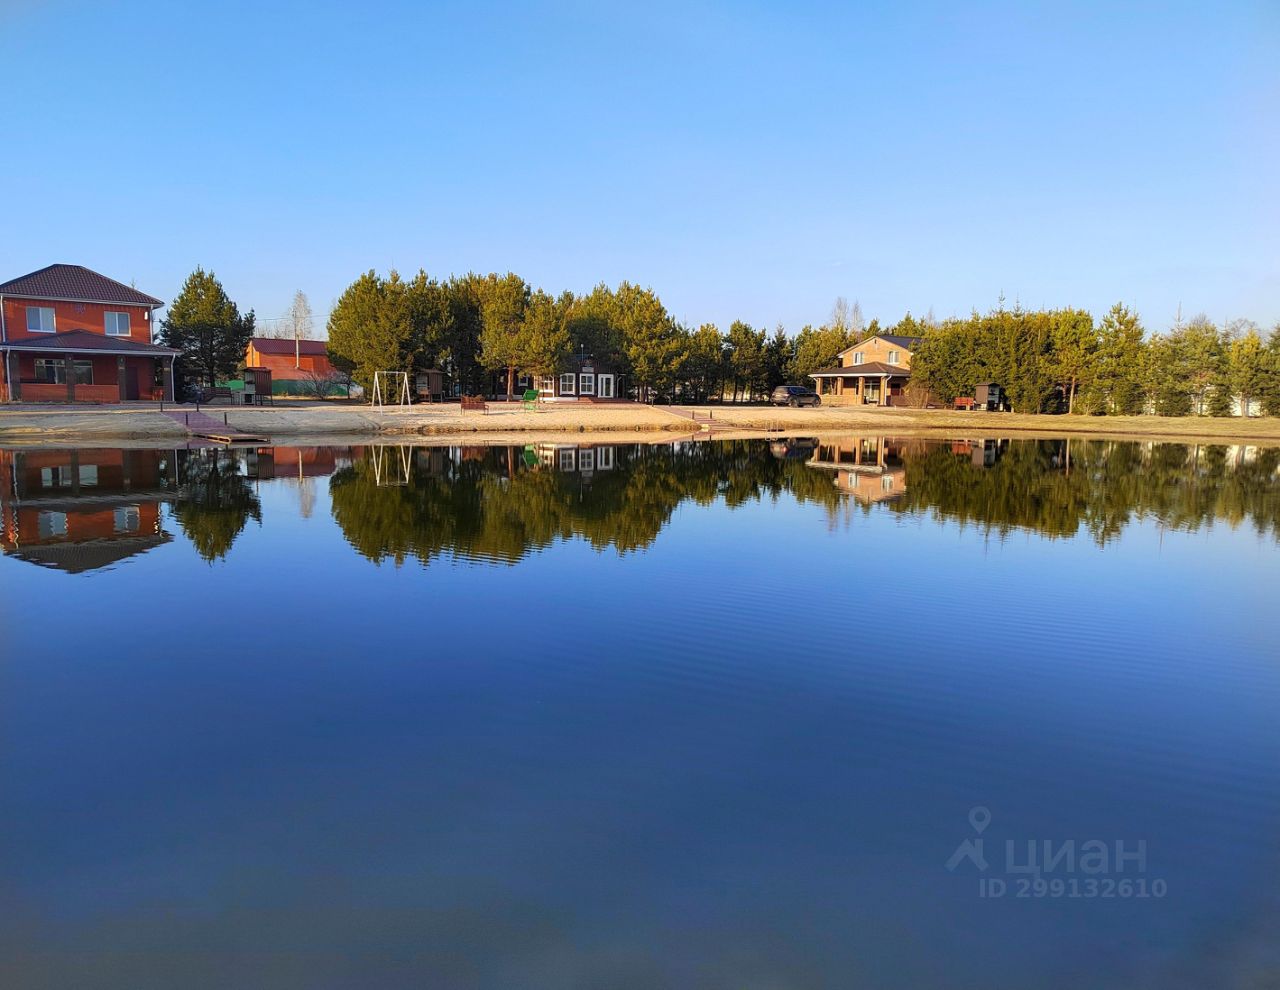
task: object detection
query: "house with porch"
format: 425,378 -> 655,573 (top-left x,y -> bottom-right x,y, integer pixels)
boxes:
808,333 -> 922,406
0,264 -> 177,402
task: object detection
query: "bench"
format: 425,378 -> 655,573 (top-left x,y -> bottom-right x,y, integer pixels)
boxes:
521,388 -> 540,411
460,395 -> 488,413
954,396 -> 977,411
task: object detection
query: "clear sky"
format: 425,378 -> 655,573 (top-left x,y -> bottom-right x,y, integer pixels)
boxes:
2,0 -> 1276,335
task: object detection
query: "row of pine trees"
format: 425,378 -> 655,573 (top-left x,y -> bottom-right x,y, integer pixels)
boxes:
161,266 -> 1280,415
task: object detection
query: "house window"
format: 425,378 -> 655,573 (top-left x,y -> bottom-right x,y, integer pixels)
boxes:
78,465 -> 98,486
34,358 -> 65,384
26,306 -> 55,333
38,511 -> 68,539
852,352 -> 864,365
539,376 -> 556,395
114,506 -> 141,533
35,359 -> 93,385
559,449 -> 576,471
560,373 -> 576,394
579,449 -> 595,472
888,351 -> 899,365
597,447 -> 614,470
517,373 -> 532,389
105,312 -> 131,336
579,373 -> 595,395
40,466 -> 72,488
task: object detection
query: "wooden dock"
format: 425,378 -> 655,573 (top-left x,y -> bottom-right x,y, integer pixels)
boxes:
164,410 -> 267,444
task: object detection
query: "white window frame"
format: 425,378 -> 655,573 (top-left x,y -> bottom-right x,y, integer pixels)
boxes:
887,351 -> 899,365
852,351 -> 864,365
559,373 -> 576,395
114,506 -> 141,533
597,446 -> 614,470
559,449 -> 576,471
26,306 -> 55,333
598,374 -> 614,399
578,449 -> 595,471
539,376 -> 556,396
105,311 -> 131,336
38,511 -> 68,538
579,373 -> 595,395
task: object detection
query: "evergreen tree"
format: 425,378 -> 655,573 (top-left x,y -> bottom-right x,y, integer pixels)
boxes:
1089,303 -> 1147,415
478,272 -> 530,397
764,325 -> 793,391
326,270 -> 415,392
1226,322 -> 1266,417
159,267 -> 255,387
519,290 -> 572,379
615,282 -> 681,401
725,320 -> 766,401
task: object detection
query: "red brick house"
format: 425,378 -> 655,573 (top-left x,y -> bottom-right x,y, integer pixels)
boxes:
0,264 -> 178,402
245,337 -> 337,394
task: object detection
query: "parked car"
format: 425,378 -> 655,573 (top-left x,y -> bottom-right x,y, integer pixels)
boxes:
771,386 -> 821,408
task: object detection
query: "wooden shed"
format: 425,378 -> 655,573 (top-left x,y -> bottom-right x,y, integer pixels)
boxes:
974,382 -> 1007,412
242,367 -> 273,406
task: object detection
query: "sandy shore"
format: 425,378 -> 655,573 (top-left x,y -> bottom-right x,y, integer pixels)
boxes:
2,400 -> 1279,447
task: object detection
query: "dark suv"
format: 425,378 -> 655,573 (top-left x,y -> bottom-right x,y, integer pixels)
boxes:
771,385 -> 821,408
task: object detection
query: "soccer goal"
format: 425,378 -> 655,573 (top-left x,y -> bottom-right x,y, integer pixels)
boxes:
371,370 -> 412,410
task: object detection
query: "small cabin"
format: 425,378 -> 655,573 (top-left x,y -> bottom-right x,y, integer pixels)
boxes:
974,383 -> 1007,412
415,369 -> 445,403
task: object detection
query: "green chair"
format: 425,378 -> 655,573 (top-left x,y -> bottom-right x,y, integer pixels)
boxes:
522,388 -> 540,411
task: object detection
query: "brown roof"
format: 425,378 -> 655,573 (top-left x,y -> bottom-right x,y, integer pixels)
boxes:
2,329 -> 179,356
835,334 -> 922,356
250,336 -> 330,356
4,534 -> 171,573
810,361 -> 910,377
0,264 -> 164,307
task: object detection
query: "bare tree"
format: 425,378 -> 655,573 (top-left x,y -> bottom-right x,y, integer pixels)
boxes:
288,290 -> 314,370
829,297 -> 865,339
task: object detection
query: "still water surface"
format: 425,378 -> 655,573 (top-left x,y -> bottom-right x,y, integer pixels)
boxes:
1,437 -> 1278,989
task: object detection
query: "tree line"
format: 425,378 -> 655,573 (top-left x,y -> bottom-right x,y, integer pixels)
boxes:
909,303 -> 1280,416
157,265 -> 1280,414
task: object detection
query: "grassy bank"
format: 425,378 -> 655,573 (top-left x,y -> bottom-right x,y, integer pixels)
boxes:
1,402 -> 1279,446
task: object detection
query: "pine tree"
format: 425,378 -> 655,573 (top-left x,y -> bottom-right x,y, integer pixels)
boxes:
159,267 -> 255,387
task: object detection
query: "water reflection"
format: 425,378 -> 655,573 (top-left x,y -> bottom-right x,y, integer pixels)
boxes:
1,437 -> 1277,572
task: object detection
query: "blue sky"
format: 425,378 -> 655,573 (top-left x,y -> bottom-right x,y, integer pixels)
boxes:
2,0 -> 1276,335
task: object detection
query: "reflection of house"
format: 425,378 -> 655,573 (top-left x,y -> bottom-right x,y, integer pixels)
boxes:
534,444 -> 616,474
807,437 -> 908,503
808,334 -> 922,407
245,446 -> 345,480
1,264 -> 177,402
0,449 -> 175,572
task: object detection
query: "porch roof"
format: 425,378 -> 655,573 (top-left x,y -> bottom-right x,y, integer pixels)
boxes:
1,329 -> 180,357
809,361 -> 909,378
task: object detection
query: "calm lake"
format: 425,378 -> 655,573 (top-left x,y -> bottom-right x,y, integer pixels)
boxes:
1,436 -> 1278,989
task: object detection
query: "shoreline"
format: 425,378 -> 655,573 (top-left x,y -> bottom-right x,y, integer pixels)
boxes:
2,402 -> 1280,448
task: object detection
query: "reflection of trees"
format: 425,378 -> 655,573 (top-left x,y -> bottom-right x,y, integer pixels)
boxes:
329,442 -> 845,567
326,438 -> 1280,566
171,449 -> 263,561
895,439 -> 1280,545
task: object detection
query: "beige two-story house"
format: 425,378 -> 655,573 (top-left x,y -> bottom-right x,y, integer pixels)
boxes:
809,333 -> 921,406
